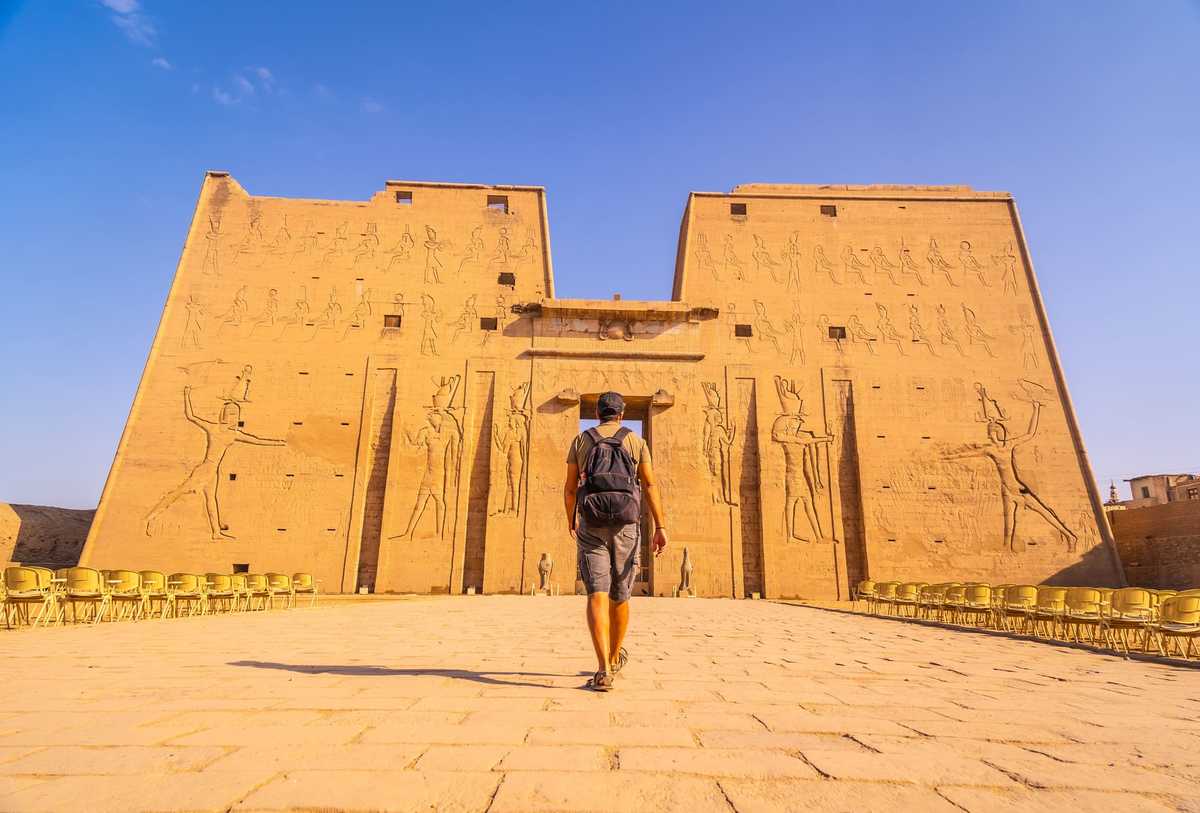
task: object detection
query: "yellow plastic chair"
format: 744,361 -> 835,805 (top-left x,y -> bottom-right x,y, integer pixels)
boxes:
230,573 -> 250,612
853,579 -> 875,611
916,583 -> 945,619
1103,587 -> 1155,653
1062,587 -> 1104,644
1001,585 -> 1039,633
139,571 -> 173,619
1031,586 -> 1069,639
205,574 -> 238,613
1153,595 -> 1200,659
872,581 -> 899,615
960,584 -> 993,627
266,573 -> 295,609
893,582 -> 925,618
245,574 -> 271,611
292,573 -> 319,608
107,570 -> 144,621
169,573 -> 206,617
942,585 -> 967,624
58,567 -> 111,624
3,566 -> 58,627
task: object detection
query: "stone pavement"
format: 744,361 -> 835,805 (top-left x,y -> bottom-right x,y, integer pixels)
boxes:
0,596 -> 1198,812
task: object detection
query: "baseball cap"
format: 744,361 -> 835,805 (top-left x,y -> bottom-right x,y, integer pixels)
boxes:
597,391 -> 625,419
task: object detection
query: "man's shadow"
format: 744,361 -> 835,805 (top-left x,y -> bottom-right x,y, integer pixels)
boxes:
228,660 -> 589,689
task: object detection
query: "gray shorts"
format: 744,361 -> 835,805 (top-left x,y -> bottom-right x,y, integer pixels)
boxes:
576,520 -> 640,603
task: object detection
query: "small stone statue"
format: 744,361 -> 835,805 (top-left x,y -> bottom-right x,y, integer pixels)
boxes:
537,552 -> 553,593
680,547 -> 693,596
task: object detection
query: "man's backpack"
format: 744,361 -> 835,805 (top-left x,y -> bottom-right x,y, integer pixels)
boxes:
579,427 -> 641,527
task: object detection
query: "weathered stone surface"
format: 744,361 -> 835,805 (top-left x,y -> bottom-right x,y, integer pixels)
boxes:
79,176 -> 1123,599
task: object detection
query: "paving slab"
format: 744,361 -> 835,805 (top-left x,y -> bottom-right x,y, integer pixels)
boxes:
1,596 -> 1198,812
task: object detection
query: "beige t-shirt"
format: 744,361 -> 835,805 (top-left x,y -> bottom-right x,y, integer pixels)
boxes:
566,421 -> 651,471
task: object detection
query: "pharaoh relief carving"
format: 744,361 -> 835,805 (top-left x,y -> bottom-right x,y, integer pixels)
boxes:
700,382 -> 737,506
385,225 -> 416,272
423,226 -> 450,284
935,304 -> 966,357
869,246 -> 902,286
771,376 -> 834,543
202,217 -> 221,276
457,226 -> 485,276
993,242 -> 1020,295
961,304 -> 997,358
818,314 -> 845,355
341,289 -> 373,340
874,304 -> 906,355
959,241 -> 989,287
722,234 -> 744,281
247,288 -> 280,336
448,295 -> 480,344
144,383 -> 285,541
898,240 -> 927,286
216,286 -> 249,335
943,380 -> 1077,553
753,301 -> 784,355
813,245 -> 838,285
277,287 -> 311,339
307,288 -> 342,340
181,295 -> 206,349
847,313 -> 877,355
927,239 -> 957,287
492,382 -> 530,516
351,223 -> 380,268
752,235 -> 783,284
784,303 -> 806,365
1011,312 -> 1040,371
695,232 -> 720,281
841,245 -> 870,285
391,376 -> 463,540
907,304 -> 938,357
419,294 -> 441,357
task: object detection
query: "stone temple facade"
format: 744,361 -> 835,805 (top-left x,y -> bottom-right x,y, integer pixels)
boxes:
79,174 -> 1125,598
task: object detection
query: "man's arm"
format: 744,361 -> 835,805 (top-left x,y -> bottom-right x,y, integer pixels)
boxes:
234,430 -> 286,447
638,454 -> 668,557
1013,401 -> 1041,446
563,461 -> 579,538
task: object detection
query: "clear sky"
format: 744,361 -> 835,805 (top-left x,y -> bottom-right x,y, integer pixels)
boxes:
1,1 -> 1197,509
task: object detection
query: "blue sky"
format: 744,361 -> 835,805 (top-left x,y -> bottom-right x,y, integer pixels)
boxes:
1,1 -> 1197,508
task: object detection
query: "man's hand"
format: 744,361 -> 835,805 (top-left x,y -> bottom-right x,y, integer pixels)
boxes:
567,522 -> 576,541
652,527 -> 668,557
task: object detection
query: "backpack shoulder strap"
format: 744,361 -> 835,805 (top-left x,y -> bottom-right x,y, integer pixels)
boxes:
613,427 -> 633,443
585,427 -> 604,444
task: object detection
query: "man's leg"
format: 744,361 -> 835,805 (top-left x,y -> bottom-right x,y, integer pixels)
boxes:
608,599 -> 629,669
586,592 -> 611,673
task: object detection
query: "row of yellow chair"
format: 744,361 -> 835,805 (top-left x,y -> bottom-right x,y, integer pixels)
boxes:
2,567 -> 319,629
855,580 -> 1200,660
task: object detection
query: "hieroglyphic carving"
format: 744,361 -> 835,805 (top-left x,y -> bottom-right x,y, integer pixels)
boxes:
727,303 -> 753,353
875,303 -> 906,355
512,230 -> 538,270
342,289 -> 373,339
307,288 -> 342,340
321,222 -> 349,269
181,295 -> 205,349
1010,312 -> 1039,371
277,287 -> 311,339
266,215 -> 292,255
492,382 -> 530,516
223,364 -> 253,402
783,232 -> 802,290
694,233 -> 720,281
722,234 -> 744,281
752,235 -> 783,284
907,304 -> 937,356
943,381 -> 1076,552
419,293 -> 441,356
847,314 -> 876,355
391,376 -> 463,540
771,377 -> 833,542
818,314 -> 845,354
870,246 -> 901,286
784,302 -> 806,365
753,301 -> 784,355
961,304 -> 997,358
202,217 -> 221,275
248,288 -> 280,336
385,225 -> 416,272
449,295 -> 479,344
899,239 -> 927,286
293,220 -> 320,258
423,226 -> 449,284
489,227 -> 512,269
457,226 -> 485,276
959,240 -> 989,287
352,223 -> 380,268
927,238 -> 957,286
935,303 -> 966,356
144,386 -> 285,540
701,382 -> 737,506
231,208 -> 264,267
813,245 -> 838,284
993,242 -> 1019,295
216,286 -> 249,335
841,245 -> 870,285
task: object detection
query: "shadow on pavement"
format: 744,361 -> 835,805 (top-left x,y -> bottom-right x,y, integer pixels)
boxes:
228,660 -> 590,688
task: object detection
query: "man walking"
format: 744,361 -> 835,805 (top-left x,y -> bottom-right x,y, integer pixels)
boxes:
564,392 -> 668,691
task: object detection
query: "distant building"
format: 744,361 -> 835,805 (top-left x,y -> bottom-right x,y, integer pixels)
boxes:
1108,473 -> 1200,510
1105,473 -> 1200,589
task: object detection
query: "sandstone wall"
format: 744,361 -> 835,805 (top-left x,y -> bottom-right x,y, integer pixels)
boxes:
1,503 -> 94,568
1109,501 -> 1200,589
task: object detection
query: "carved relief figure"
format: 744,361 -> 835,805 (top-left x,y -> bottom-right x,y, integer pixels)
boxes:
216,286 -> 249,335
392,376 -> 463,540
959,240 -> 989,287
841,245 -> 870,285
847,314 -> 877,355
266,215 -> 292,255
961,304 -> 997,358
419,293 -> 441,356
907,304 -> 938,356
701,382 -> 737,506
899,240 -> 927,286
352,222 -> 380,267
457,226 -> 485,275
875,303 -> 906,355
202,217 -> 221,275
752,235 -> 783,284
943,382 -> 1077,552
231,210 -> 263,266
537,553 -> 553,593
448,295 -> 480,344
293,220 -> 320,257
722,234 -> 744,281
342,289 -> 373,339
248,288 -> 280,336
512,230 -> 538,270
307,288 -> 342,339
783,231 -> 802,290
870,246 -> 901,286
493,382 -> 530,516
385,225 -> 416,271
223,364 -> 253,403
277,287 -> 311,339
181,295 -> 205,349
813,244 -> 839,284
927,238 -> 957,286
694,232 -> 720,281
753,300 -> 784,354
489,227 -> 512,269
727,303 -> 753,353
1011,312 -> 1040,371
423,226 -> 449,283
771,377 -> 834,542
993,242 -> 1020,295
936,303 -> 966,356
321,221 -> 349,269
818,314 -> 845,354
145,387 -> 285,540
785,303 -> 806,365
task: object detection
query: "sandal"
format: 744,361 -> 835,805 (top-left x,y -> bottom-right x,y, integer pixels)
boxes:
589,670 -> 614,692
611,647 -> 629,677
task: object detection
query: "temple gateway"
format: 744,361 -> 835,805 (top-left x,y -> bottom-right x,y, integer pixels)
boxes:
80,175 -> 1125,598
